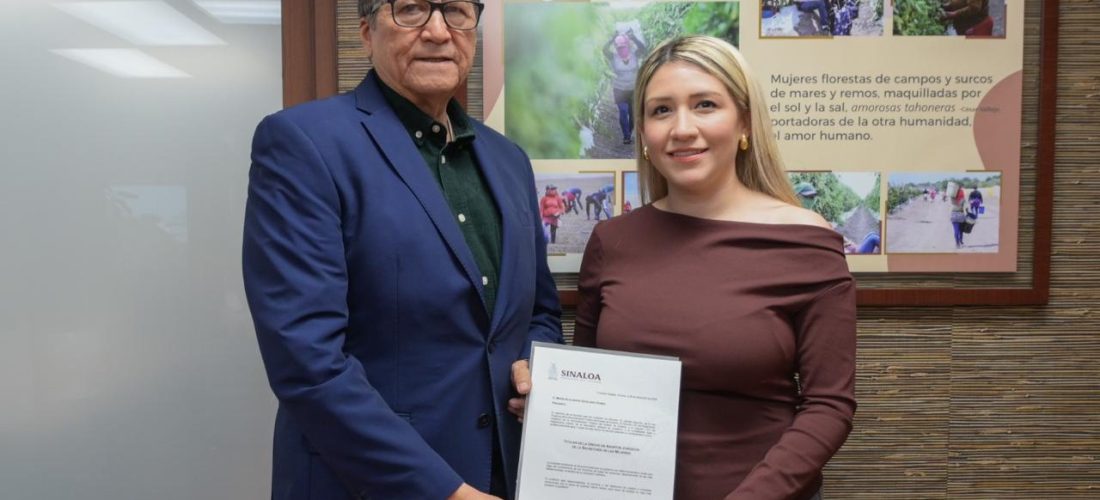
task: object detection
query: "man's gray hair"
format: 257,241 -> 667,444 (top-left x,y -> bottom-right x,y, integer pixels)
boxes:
358,0 -> 385,19
359,0 -> 484,19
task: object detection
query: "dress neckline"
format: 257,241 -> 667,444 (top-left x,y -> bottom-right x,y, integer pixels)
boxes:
642,203 -> 840,234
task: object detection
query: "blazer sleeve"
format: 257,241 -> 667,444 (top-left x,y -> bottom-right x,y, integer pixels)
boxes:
242,113 -> 463,499
572,224 -> 604,348
519,144 -> 564,358
725,277 -> 857,500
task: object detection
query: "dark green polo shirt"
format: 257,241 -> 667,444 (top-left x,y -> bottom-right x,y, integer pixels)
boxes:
379,79 -> 502,317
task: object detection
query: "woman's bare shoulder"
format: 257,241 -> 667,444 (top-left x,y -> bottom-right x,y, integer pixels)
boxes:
769,203 -> 832,229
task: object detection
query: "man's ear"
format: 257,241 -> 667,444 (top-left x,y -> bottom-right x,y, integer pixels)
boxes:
359,18 -> 373,58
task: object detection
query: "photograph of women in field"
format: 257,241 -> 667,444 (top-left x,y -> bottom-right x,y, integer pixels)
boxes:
504,1 -> 740,160
886,171 -> 1001,253
788,171 -> 882,254
535,172 -> 616,255
760,0 -> 885,37
893,0 -> 1005,37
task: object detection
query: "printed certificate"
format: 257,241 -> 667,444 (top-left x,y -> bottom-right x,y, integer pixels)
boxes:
516,342 -> 682,499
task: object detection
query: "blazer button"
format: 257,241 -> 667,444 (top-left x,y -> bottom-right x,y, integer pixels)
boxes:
487,342 -> 496,354
477,413 -> 492,429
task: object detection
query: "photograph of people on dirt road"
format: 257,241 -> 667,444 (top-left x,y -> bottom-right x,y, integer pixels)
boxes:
886,171 -> 1001,253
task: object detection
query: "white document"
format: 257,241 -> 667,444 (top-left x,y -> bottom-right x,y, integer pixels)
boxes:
516,342 -> 682,500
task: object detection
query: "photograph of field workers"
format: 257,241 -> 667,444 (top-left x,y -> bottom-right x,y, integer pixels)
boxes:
893,0 -> 1005,37
760,0 -> 885,37
535,172 -> 616,255
886,171 -> 1001,253
788,171 -> 883,254
504,1 -> 739,159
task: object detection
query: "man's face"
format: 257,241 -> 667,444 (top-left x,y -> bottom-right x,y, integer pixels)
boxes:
361,0 -> 477,108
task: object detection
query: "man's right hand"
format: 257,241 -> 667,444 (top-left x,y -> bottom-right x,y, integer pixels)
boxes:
447,483 -> 502,500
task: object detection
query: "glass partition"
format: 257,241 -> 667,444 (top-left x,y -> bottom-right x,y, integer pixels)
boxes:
0,1 -> 282,497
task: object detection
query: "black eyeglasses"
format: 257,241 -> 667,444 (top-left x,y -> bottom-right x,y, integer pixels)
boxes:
380,0 -> 484,31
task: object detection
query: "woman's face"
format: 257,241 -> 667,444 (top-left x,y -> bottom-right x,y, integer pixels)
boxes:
640,61 -> 747,196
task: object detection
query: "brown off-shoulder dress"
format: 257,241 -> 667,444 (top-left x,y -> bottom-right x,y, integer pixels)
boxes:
574,204 -> 857,500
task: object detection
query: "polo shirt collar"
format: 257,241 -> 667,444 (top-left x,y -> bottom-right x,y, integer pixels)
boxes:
374,72 -> 476,148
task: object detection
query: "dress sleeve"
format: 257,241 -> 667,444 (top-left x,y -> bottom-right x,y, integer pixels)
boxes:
573,225 -> 605,347
726,277 -> 858,500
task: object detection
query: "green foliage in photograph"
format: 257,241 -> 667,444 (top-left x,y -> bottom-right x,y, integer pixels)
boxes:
638,3 -> 692,51
504,1 -> 741,159
886,185 -> 921,213
864,174 -> 881,215
789,172 -> 861,225
894,0 -> 946,36
504,3 -> 606,159
681,2 -> 740,43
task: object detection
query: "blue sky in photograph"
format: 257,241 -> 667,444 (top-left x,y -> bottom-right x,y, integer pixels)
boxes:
834,172 -> 879,198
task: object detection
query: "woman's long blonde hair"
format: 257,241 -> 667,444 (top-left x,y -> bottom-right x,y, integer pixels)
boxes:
633,35 -> 798,206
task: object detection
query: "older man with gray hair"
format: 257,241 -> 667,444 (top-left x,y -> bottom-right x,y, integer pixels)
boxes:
242,1 -> 563,498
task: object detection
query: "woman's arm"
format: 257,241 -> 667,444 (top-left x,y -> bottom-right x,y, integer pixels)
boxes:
573,226 -> 605,347
726,278 -> 858,500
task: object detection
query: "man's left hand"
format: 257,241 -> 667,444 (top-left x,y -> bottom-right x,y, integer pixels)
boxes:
508,360 -> 531,422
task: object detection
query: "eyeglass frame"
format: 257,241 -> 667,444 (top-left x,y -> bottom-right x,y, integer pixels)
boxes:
371,0 -> 485,31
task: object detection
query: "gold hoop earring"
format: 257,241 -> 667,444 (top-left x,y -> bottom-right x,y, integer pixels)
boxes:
643,145 -> 649,161
739,134 -> 749,151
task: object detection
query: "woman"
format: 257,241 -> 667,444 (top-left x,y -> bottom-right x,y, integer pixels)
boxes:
950,183 -> 967,248
605,29 -> 647,145
574,36 -> 856,500
539,184 -> 565,244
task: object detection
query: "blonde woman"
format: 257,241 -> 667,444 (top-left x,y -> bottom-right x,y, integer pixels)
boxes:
574,36 -> 856,500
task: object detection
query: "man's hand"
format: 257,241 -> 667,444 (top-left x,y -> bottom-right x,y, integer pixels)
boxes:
447,483 -> 502,500
508,359 -> 531,422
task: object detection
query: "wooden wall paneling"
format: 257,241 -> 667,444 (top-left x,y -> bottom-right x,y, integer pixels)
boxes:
282,0 -> 337,107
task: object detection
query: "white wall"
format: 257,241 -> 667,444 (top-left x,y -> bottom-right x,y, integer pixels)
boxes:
0,1 -> 281,498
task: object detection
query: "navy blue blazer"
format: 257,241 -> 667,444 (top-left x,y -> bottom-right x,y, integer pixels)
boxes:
243,72 -> 563,499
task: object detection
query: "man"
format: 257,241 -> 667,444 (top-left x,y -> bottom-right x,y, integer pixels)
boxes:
242,0 -> 563,498
584,189 -> 609,221
968,186 -> 984,218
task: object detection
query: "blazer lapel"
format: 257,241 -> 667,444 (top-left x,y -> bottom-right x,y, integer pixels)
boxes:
355,75 -> 488,314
